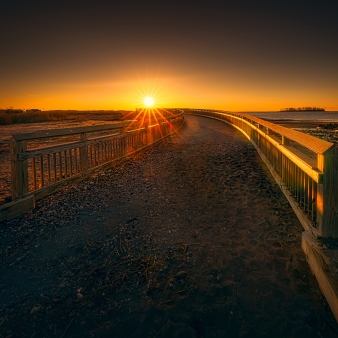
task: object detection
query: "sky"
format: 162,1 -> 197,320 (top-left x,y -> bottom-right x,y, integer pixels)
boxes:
1,0 -> 338,111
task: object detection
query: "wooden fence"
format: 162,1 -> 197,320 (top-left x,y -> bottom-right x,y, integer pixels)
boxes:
10,111 -> 184,204
187,109 -> 338,238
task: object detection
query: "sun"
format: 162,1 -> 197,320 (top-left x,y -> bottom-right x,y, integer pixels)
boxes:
144,96 -> 155,107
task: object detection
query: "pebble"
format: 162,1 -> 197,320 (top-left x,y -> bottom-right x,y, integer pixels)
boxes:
175,271 -> 187,280
30,305 -> 41,314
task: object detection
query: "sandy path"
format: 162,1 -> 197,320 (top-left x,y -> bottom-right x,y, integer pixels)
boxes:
0,115 -> 337,337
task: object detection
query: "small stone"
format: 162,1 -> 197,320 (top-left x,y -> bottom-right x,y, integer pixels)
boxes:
30,305 -> 41,314
175,271 -> 187,280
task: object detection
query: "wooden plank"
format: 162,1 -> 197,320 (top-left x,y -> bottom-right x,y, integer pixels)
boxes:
19,141 -> 28,197
317,183 -> 324,233
89,146 -> 92,169
104,142 -> 107,163
10,137 -> 18,200
208,110 -> 334,155
97,143 -> 100,165
40,155 -> 44,187
302,231 -> 338,322
249,121 -> 320,179
94,144 -> 97,167
53,153 -> 57,183
79,133 -> 89,172
312,181 -> 316,222
322,147 -> 338,238
304,174 -> 309,212
19,133 -> 123,161
120,127 -> 127,156
47,154 -> 51,185
309,178 -> 313,215
58,152 -> 62,181
13,121 -> 131,141
11,139 -> 29,200
99,142 -> 102,164
32,157 -> 37,190
74,148 -> 78,174
0,195 -> 35,222
19,140 -> 85,160
70,148 -> 73,176
64,151 -> 68,178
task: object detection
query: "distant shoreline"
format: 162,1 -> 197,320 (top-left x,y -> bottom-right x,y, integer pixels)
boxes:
260,118 -> 332,128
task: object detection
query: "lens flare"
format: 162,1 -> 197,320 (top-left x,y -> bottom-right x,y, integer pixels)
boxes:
144,97 -> 155,107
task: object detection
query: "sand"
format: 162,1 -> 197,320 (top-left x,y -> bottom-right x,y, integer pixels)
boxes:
0,115 -> 338,337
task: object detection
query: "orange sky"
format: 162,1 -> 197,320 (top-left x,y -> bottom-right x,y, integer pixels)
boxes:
1,1 -> 338,112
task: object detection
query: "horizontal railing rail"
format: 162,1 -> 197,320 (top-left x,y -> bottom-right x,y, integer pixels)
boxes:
10,111 -> 184,203
186,109 -> 338,238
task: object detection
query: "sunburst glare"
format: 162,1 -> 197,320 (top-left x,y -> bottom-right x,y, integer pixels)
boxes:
122,79 -> 179,134
144,96 -> 155,107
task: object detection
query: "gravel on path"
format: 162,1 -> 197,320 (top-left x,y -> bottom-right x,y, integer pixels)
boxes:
0,115 -> 337,337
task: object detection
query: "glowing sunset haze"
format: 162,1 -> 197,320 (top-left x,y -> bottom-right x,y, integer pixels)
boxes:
1,1 -> 338,111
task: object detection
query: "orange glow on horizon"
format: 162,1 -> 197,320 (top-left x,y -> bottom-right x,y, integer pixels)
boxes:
1,75 -> 338,112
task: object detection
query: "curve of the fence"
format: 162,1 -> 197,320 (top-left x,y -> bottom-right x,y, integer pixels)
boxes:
186,109 -> 338,239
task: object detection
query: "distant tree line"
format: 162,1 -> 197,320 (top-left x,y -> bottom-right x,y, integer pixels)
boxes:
0,110 -> 67,125
0,108 -> 41,114
318,123 -> 338,130
280,107 -> 325,112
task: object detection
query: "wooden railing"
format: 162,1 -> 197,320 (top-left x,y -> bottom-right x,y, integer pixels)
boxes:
187,109 -> 338,238
10,111 -> 184,203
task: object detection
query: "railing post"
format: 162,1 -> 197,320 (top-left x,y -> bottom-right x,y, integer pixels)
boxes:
120,127 -> 127,156
316,154 -> 325,233
282,135 -> 290,145
80,132 -> 88,172
319,148 -> 338,237
11,137 -> 28,201
281,135 -> 290,181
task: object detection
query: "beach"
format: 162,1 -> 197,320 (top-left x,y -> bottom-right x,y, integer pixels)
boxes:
1,115 -> 337,337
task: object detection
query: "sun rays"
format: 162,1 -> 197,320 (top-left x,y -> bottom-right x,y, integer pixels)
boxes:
120,77 -> 179,133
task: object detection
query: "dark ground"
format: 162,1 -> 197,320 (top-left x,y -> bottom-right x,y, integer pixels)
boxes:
1,115 -> 338,337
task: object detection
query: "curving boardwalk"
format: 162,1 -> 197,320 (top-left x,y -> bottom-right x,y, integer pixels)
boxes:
1,115 -> 337,337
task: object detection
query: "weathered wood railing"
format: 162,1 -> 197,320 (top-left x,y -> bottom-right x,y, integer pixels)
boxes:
187,109 -> 338,238
10,111 -> 184,204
